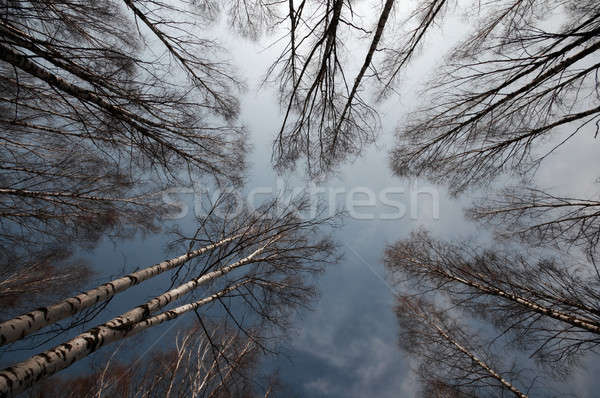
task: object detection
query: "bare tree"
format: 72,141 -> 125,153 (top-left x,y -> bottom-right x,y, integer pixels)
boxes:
0,0 -> 249,261
1,1 -> 246,166
377,0 -> 451,99
396,297 -> 532,398
386,231 -> 600,374
223,0 -> 278,40
0,231 -> 244,346
468,186 -> 600,259
381,2 -> 600,392
122,0 -> 421,178
266,0 -> 399,177
0,1 -> 247,183
0,0 -> 256,334
389,0 -> 600,193
0,146 -> 165,259
0,196 -> 338,396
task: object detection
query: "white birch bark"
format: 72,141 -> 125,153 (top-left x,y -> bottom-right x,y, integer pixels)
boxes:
104,239 -> 274,332
452,271 -> 600,333
0,241 -> 275,397
407,257 -> 600,334
431,322 -> 529,398
127,280 -> 251,335
407,300 -> 529,398
0,233 -> 243,346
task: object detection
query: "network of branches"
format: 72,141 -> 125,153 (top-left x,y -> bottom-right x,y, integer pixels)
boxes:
2,0 -> 600,396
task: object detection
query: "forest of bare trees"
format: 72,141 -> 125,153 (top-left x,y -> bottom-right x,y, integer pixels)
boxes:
0,195 -> 338,395
383,0 -> 600,396
1,0 -> 599,396
0,1 -> 339,396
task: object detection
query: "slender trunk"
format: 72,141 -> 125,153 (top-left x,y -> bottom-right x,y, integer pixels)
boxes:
277,0 -> 344,140
288,0 -> 297,86
0,43 -> 161,131
408,257 -> 600,333
0,281 -> 247,397
406,300 -> 528,398
460,274 -> 600,333
0,239 -> 276,396
331,0 -> 395,150
164,332 -> 193,398
106,239 -> 274,331
127,280 -> 251,335
431,322 -> 528,398
0,233 -> 243,346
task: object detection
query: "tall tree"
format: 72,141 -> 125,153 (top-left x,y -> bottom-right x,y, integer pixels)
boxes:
0,0 -> 255,333
396,297 -> 533,398
0,0 -> 248,259
266,0 -> 396,177
384,1 -> 600,393
0,197 -> 337,396
386,231 -> 600,373
389,0 -> 600,193
0,231 -> 242,345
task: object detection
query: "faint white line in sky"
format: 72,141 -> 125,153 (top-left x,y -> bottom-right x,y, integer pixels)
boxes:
343,242 -> 398,296
103,315 -> 184,389
133,316 -> 183,362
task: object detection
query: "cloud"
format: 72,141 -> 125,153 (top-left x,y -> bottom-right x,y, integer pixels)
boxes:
276,255 -> 410,397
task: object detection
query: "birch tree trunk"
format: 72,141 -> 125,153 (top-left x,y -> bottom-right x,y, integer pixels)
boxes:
127,280 -> 251,335
103,238 -> 275,332
0,283 -> 245,398
0,41 -> 218,172
430,321 -> 528,398
0,188 -> 146,204
0,233 -> 243,346
404,256 -> 600,334
23,321 -> 262,398
0,196 -> 333,396
0,244 -> 266,398
397,297 -> 532,398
